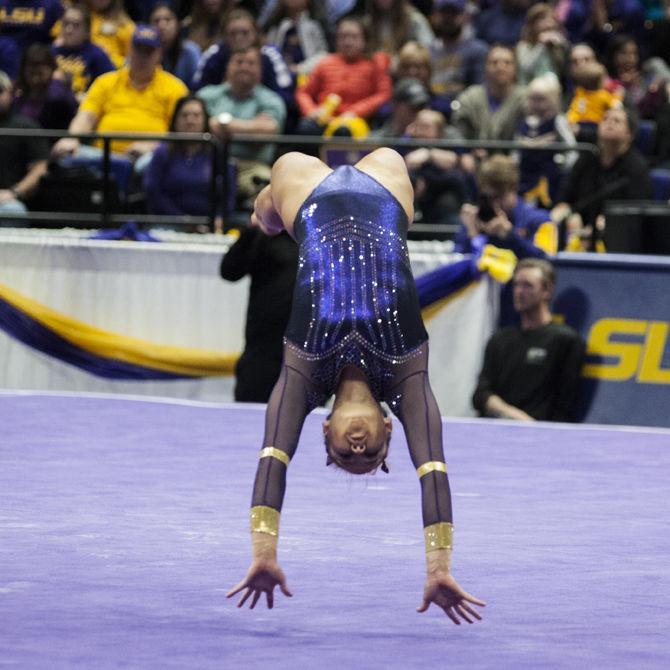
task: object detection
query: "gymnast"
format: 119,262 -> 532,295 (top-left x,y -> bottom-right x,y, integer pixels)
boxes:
227,148 -> 485,625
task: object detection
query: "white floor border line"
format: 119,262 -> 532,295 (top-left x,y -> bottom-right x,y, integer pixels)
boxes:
0,388 -> 244,412
1,389 -> 668,435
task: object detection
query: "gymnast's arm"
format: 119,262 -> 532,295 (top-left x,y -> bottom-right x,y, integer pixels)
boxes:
251,184 -> 286,236
228,353 -> 325,608
388,346 -> 485,623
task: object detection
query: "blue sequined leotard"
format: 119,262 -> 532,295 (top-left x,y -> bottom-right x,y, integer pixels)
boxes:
250,165 -> 453,538
284,165 -> 428,401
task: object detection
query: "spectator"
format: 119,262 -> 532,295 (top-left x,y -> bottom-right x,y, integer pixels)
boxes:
451,44 -> 526,141
84,0 -> 136,68
553,106 -> 652,251
182,0 -> 229,52
472,258 -> 585,422
0,70 -> 49,224
563,42 -> 621,108
429,0 -> 488,103
52,4 -> 115,101
295,15 -> 391,135
566,61 -> 622,143
219,226 -> 298,402
192,9 -> 295,111
364,0 -> 435,56
604,34 -> 670,118
198,45 -> 286,203
516,74 -> 576,208
261,0 -> 330,76
13,43 -> 78,130
475,0 -> 531,47
52,24 -> 188,159
370,77 -> 430,138
150,1 -> 201,89
565,0 -> 645,52
515,2 -> 568,86
260,0 -> 357,26
143,95 -> 216,226
605,35 -> 644,103
404,108 -> 473,228
388,41 -> 451,120
455,154 -> 557,258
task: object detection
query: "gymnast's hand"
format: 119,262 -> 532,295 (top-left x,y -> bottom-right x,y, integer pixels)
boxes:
227,559 -> 293,609
417,573 -> 486,625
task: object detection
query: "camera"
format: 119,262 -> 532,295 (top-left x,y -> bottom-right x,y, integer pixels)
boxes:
476,193 -> 497,223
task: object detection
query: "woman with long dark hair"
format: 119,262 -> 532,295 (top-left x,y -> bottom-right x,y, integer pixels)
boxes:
150,1 -> 201,88
364,0 -> 434,56
181,0 -> 230,52
14,43 -> 78,130
143,95 -> 219,226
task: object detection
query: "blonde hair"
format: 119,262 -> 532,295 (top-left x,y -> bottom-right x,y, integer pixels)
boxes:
414,109 -> 445,136
526,73 -> 562,114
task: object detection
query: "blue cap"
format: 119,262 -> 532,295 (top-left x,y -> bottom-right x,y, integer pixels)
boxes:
132,24 -> 161,49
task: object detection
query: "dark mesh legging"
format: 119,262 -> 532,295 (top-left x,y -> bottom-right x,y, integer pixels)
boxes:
251,342 -> 453,530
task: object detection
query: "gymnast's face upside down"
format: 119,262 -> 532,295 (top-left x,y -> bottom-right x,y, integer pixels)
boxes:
322,401 -> 393,475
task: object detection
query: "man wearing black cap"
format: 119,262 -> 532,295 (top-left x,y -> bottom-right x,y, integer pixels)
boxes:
53,24 -> 188,160
370,78 -> 430,139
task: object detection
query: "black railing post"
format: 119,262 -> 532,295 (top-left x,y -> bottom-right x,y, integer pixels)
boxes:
102,138 -> 111,228
220,135 -> 229,233
209,134 -> 218,233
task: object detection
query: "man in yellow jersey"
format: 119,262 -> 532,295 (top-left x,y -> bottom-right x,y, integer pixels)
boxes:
52,24 -> 187,160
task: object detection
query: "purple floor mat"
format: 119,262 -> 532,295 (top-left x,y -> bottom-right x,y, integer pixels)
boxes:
1,392 -> 668,669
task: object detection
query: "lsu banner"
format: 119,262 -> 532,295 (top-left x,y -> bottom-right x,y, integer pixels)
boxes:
553,254 -> 670,428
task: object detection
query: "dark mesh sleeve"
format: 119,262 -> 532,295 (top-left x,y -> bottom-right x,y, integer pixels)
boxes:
385,344 -> 453,528
250,346 -> 326,513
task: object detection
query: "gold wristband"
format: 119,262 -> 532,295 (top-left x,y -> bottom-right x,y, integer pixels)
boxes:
424,522 -> 453,553
416,461 -> 447,478
250,506 -> 280,536
259,446 -> 290,466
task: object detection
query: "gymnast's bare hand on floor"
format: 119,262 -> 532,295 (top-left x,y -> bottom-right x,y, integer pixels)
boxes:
227,558 -> 293,609
417,570 -> 486,625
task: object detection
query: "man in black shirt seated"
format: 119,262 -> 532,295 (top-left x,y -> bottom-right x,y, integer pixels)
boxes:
472,258 -> 585,422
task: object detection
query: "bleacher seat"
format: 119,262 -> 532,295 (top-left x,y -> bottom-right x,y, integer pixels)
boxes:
650,168 -> 670,201
66,155 -> 134,197
635,120 -> 657,157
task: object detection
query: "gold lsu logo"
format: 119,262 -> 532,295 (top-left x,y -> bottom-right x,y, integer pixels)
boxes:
583,318 -> 670,383
0,8 -> 46,25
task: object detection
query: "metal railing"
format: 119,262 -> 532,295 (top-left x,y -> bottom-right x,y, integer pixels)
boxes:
0,128 -> 222,230
0,127 -> 598,233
